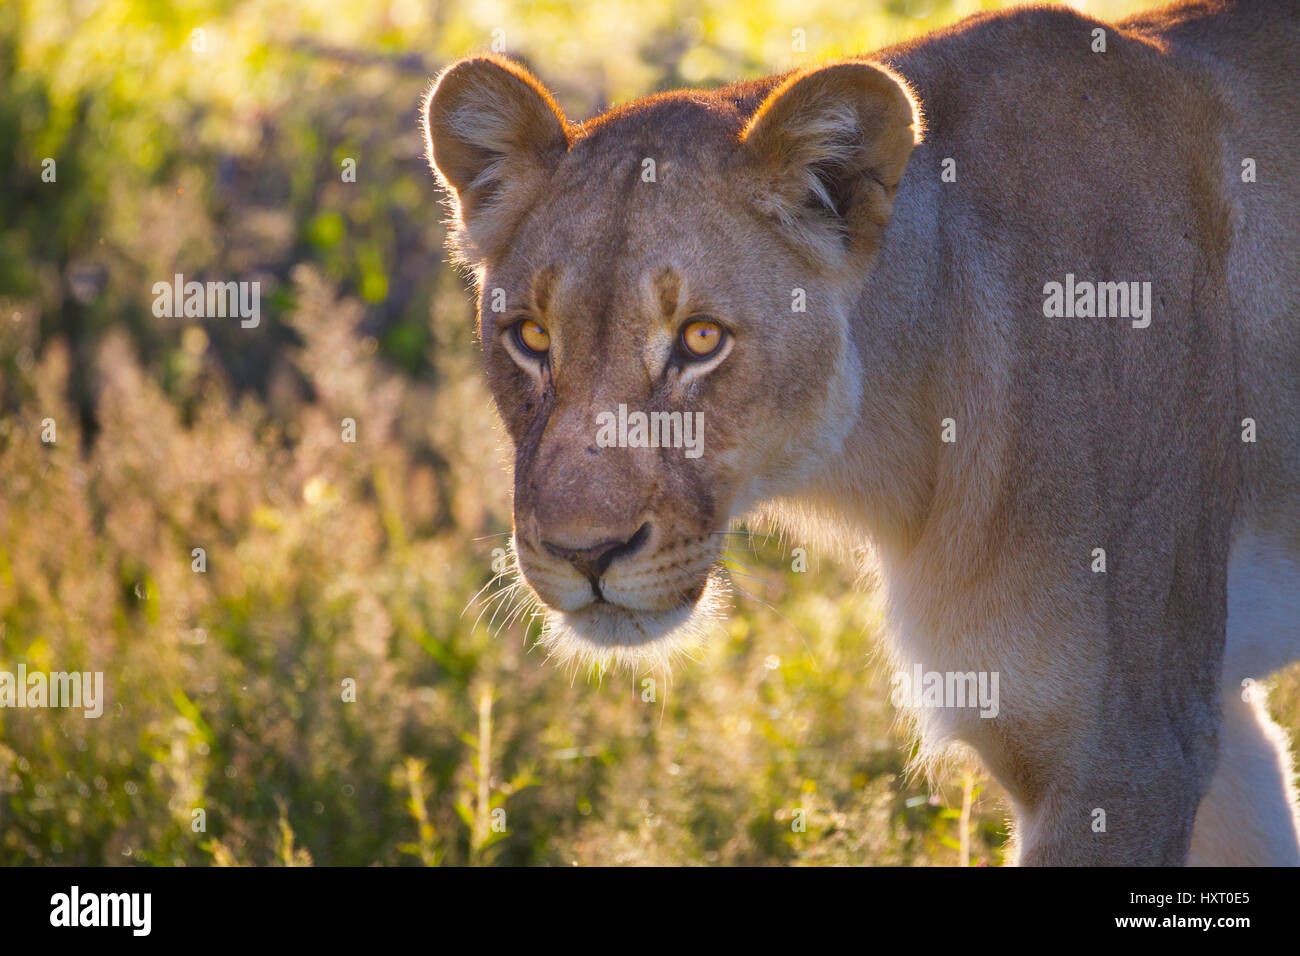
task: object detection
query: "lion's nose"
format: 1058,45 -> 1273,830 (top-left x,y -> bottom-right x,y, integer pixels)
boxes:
542,522 -> 651,590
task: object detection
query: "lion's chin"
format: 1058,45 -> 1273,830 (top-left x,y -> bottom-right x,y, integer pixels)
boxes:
536,577 -> 727,675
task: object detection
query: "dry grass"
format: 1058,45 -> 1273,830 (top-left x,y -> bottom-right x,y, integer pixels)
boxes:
1,0 -> 1294,866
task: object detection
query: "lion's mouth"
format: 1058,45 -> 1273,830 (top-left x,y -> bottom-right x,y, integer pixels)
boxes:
590,581 -> 705,607
534,572 -> 728,673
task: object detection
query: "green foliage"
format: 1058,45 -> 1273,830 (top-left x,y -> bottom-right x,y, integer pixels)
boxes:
1,0 -> 1286,867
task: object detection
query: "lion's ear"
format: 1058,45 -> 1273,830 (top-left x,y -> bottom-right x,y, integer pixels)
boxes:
739,61 -> 920,269
423,55 -> 570,263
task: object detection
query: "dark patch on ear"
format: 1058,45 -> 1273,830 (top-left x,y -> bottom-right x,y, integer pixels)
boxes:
738,61 -> 920,268
806,157 -> 854,222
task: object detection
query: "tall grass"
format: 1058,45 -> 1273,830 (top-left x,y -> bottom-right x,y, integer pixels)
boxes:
1,0 -> 1293,866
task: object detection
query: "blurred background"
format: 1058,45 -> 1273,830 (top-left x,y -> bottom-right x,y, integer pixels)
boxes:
3,0 -> 1292,866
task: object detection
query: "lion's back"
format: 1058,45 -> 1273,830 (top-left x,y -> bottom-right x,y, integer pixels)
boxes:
878,0 -> 1300,542
1132,1 -> 1300,540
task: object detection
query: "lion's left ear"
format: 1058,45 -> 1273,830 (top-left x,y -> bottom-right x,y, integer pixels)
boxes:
738,61 -> 920,269
423,55 -> 571,264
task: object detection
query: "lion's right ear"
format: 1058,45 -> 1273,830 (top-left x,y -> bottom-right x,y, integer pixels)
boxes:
423,56 -> 570,263
738,61 -> 920,271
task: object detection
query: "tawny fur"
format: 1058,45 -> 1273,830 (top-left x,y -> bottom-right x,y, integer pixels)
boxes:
424,0 -> 1300,865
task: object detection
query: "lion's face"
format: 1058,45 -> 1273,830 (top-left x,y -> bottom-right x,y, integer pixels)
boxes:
481,160 -> 849,668
424,56 -> 917,668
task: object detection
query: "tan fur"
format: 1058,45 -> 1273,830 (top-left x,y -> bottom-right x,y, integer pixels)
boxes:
424,0 -> 1300,864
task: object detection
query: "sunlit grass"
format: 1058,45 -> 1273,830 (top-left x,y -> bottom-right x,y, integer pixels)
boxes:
3,0 -> 1291,867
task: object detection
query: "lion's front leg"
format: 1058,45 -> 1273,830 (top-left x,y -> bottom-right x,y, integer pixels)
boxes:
951,545 -> 1229,866
1004,730 -> 1216,866
980,609 -> 1223,865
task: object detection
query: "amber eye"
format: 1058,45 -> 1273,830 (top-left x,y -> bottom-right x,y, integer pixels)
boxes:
512,318 -> 550,357
679,319 -> 725,359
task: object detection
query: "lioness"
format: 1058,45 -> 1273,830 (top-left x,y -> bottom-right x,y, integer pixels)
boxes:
423,0 -> 1300,865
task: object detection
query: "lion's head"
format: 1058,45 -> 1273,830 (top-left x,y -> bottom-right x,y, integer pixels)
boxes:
423,54 -> 919,670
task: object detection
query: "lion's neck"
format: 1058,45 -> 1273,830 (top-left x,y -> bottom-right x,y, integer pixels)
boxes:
771,142 -> 952,564
826,141 -> 951,548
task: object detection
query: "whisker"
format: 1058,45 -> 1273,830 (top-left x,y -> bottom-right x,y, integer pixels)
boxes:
501,589 -> 540,633
486,581 -> 527,636
468,578 -> 520,634
718,554 -> 762,574
463,568 -> 512,619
